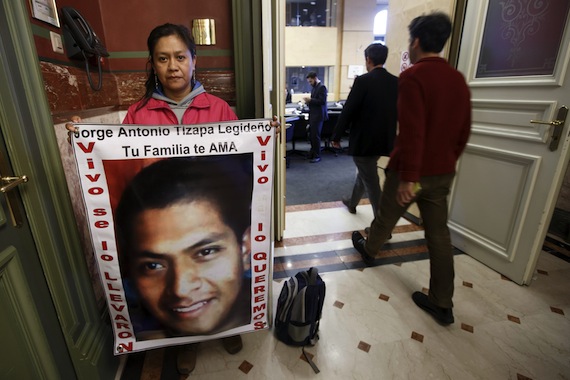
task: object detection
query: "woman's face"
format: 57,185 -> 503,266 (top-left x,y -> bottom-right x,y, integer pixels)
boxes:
129,199 -> 251,335
152,35 -> 196,102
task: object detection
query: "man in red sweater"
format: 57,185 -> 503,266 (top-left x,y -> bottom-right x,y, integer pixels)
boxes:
352,12 -> 471,325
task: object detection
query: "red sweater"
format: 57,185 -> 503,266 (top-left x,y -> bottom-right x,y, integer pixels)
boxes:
388,57 -> 471,182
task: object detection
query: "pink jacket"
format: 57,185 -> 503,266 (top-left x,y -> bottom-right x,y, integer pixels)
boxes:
123,93 -> 238,125
106,92 -> 238,211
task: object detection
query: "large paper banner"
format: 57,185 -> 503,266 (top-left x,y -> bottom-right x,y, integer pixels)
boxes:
70,120 -> 275,354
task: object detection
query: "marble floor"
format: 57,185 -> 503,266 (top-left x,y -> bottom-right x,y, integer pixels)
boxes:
118,201 -> 570,380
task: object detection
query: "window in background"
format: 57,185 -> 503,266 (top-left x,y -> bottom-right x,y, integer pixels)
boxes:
286,0 -> 337,27
374,9 -> 388,43
286,66 -> 334,103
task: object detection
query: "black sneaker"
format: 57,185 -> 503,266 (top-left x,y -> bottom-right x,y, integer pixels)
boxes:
412,291 -> 454,325
342,198 -> 356,214
351,231 -> 375,266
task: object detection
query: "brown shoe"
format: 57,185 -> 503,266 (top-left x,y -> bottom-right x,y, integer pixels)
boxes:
221,335 -> 243,354
176,343 -> 198,375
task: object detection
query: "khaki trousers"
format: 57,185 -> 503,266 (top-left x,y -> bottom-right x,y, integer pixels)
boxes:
365,170 -> 456,308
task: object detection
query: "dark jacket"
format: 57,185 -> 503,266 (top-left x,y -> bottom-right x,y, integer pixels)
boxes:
332,67 -> 398,156
307,81 -> 328,122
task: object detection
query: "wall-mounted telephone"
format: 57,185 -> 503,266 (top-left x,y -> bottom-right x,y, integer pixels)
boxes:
61,7 -> 109,91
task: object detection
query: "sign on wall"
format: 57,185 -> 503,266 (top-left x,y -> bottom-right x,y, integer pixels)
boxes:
70,120 -> 275,354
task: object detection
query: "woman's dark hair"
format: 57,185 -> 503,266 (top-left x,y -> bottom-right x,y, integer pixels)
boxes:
364,43 -> 388,66
408,12 -> 452,54
138,23 -> 197,109
115,154 -> 253,275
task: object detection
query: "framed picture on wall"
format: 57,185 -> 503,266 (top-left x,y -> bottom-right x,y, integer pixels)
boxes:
30,0 -> 60,28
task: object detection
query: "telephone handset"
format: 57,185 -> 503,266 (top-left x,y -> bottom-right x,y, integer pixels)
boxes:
61,7 -> 109,91
61,7 -> 109,59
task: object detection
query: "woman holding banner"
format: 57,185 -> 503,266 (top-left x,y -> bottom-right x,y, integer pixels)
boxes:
67,23 -> 279,375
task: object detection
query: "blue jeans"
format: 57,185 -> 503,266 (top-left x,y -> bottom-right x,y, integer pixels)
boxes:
365,170 -> 456,308
348,156 -> 381,219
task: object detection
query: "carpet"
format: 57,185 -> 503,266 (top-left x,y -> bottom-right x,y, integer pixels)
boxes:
285,140 -> 357,205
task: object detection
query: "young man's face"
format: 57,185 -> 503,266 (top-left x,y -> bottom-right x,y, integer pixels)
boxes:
129,199 -> 251,335
307,77 -> 317,87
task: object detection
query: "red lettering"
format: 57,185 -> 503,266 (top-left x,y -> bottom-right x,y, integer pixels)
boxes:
261,151 -> 266,160
253,252 -> 267,260
253,304 -> 266,313
114,314 -> 128,322
110,294 -> 122,302
115,322 -> 129,329
102,241 -> 108,250
257,223 -> 263,232
254,295 -> 265,303
118,331 -> 133,338
254,321 -> 265,329
254,264 -> 267,272
257,164 -> 268,172
104,272 -> 117,281
257,177 -> 269,184
77,142 -> 95,153
107,282 -> 120,291
254,285 -> 265,294
88,187 -> 104,195
255,274 -> 266,283
257,136 -> 271,146
93,208 -> 107,216
101,254 -> 114,261
117,342 -> 133,352
94,220 -> 109,229
111,304 -> 125,312
255,235 -> 266,242
86,174 -> 101,182
87,158 -> 94,169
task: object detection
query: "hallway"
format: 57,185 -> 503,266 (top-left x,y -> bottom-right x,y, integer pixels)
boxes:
118,200 -> 570,379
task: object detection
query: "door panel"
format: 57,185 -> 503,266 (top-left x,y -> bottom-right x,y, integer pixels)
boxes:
0,248 -> 58,379
0,144 -> 61,378
450,0 -> 570,284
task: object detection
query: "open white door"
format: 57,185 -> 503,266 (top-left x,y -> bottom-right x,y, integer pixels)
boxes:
449,1 -> 570,284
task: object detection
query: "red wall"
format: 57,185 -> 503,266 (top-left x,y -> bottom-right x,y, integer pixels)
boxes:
31,0 -> 236,116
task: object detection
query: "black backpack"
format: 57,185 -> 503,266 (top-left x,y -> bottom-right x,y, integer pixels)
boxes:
274,267 -> 326,346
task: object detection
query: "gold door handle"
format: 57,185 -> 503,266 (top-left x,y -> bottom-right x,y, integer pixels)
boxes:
1,175 -> 28,193
530,106 -> 568,152
530,119 -> 563,126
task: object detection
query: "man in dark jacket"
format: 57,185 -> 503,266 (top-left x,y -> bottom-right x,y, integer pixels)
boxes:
332,43 -> 398,219
304,72 -> 328,163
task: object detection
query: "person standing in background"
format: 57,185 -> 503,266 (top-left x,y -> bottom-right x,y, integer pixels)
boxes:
304,72 -> 328,163
352,12 -> 471,326
332,43 -> 397,220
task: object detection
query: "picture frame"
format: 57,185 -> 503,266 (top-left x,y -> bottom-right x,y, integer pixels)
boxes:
30,0 -> 60,28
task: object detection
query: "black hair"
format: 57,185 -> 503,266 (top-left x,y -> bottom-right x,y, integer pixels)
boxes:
115,155 -> 253,275
306,72 -> 317,79
408,12 -> 452,53
364,43 -> 388,66
138,23 -> 198,110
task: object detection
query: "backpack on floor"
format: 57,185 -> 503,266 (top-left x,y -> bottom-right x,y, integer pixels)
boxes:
274,267 -> 326,346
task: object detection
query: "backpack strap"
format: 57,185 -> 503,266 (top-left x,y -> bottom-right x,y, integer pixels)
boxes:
308,267 -> 318,285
